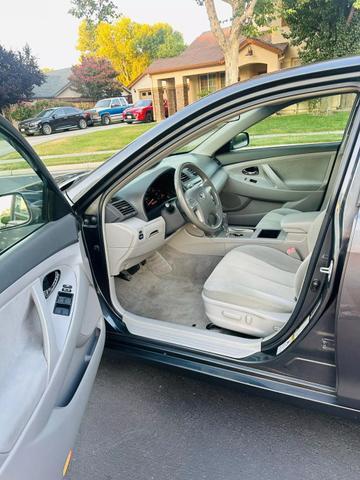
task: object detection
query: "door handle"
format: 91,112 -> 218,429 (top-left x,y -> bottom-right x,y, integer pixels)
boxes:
242,166 -> 259,176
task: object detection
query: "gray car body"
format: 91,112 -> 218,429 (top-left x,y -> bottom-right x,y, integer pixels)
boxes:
68,56 -> 360,417
1,55 -> 360,449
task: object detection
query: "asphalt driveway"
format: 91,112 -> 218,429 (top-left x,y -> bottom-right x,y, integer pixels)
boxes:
68,348 -> 360,480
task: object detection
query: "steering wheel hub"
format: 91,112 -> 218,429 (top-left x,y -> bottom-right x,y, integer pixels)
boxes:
175,162 -> 223,234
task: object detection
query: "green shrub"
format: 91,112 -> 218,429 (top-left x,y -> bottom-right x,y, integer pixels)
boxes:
11,100 -> 59,121
0,215 -> 10,225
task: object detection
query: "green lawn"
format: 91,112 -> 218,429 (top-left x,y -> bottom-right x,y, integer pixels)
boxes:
33,112 -> 349,157
250,132 -> 343,147
247,111 -> 348,135
34,124 -> 154,157
0,112 -> 350,172
0,153 -> 110,171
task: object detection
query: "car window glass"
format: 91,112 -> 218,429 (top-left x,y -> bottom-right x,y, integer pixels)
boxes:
53,108 -> 65,118
37,109 -> 55,118
134,100 -> 152,107
0,132 -> 48,254
64,107 -> 75,114
111,99 -> 121,107
95,100 -> 110,108
244,93 -> 356,148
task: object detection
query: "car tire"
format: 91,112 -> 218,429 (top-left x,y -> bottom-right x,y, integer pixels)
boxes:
42,123 -> 52,135
78,118 -> 87,130
145,112 -> 153,123
101,115 -> 111,126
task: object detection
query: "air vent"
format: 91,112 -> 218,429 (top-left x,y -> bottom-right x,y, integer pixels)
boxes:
187,167 -> 198,177
112,199 -> 136,217
106,197 -> 137,222
181,171 -> 191,182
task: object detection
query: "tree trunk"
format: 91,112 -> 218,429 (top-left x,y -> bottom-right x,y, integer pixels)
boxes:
224,41 -> 240,86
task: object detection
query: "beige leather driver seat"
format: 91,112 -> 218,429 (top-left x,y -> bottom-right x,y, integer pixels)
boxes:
202,212 -> 325,337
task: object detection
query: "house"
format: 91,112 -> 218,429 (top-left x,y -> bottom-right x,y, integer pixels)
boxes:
129,73 -> 153,103
31,68 -> 85,101
31,67 -> 131,103
135,19 -> 299,120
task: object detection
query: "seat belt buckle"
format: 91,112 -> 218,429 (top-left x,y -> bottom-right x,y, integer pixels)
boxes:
286,247 -> 301,260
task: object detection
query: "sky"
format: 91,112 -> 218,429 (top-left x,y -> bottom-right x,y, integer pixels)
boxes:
1,0 -> 231,69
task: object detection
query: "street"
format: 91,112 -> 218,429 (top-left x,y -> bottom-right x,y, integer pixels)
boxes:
68,349 -> 360,480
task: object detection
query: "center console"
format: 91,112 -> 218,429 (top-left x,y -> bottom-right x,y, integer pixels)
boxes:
168,211 -> 319,259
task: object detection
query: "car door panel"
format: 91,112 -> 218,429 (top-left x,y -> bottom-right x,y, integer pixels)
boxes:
0,111 -> 105,480
218,143 -> 339,226
0,233 -> 105,479
110,100 -> 123,120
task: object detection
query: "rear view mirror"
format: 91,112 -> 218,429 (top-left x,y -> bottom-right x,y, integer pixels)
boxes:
230,132 -> 249,150
0,193 -> 31,229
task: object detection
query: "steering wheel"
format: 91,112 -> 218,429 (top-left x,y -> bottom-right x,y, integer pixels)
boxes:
175,162 -> 223,234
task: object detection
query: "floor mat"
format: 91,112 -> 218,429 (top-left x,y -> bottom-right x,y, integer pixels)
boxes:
115,246 -> 222,328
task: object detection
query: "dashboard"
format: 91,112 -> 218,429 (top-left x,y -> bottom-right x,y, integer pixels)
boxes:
143,169 -> 176,220
104,153 -> 229,275
106,153 -> 228,226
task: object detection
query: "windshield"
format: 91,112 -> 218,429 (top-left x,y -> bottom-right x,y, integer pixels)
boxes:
95,99 -> 111,108
36,109 -> 55,118
134,100 -> 152,107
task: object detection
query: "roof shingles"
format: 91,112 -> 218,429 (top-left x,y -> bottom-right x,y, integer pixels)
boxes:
32,68 -> 73,98
146,30 -> 288,76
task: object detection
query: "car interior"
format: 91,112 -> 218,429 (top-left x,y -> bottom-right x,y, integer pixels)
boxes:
101,92 -> 356,358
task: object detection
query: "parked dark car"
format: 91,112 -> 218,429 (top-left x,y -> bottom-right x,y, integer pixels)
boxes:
3,57 -> 360,478
122,99 -> 168,123
18,106 -> 88,136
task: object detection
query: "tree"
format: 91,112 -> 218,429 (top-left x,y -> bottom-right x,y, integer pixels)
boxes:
69,0 -> 119,25
78,18 -> 186,85
196,0 -> 275,86
0,44 -> 44,113
282,0 -> 360,64
69,0 -> 120,53
70,56 -> 123,99
137,23 -> 187,60
94,18 -> 148,85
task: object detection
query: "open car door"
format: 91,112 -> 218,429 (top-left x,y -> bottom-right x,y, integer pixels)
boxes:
0,118 -> 105,479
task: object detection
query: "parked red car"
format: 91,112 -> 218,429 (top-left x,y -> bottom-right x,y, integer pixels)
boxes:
122,99 -> 168,123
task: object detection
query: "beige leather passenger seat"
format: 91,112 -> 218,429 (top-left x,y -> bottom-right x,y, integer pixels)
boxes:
202,212 -> 325,337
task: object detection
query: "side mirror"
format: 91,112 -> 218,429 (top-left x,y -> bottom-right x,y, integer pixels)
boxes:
0,193 -> 31,229
230,132 -> 249,150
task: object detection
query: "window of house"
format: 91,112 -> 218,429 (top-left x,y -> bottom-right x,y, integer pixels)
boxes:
199,73 -> 217,94
220,72 -> 225,89
291,58 -> 300,67
244,93 -> 356,148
